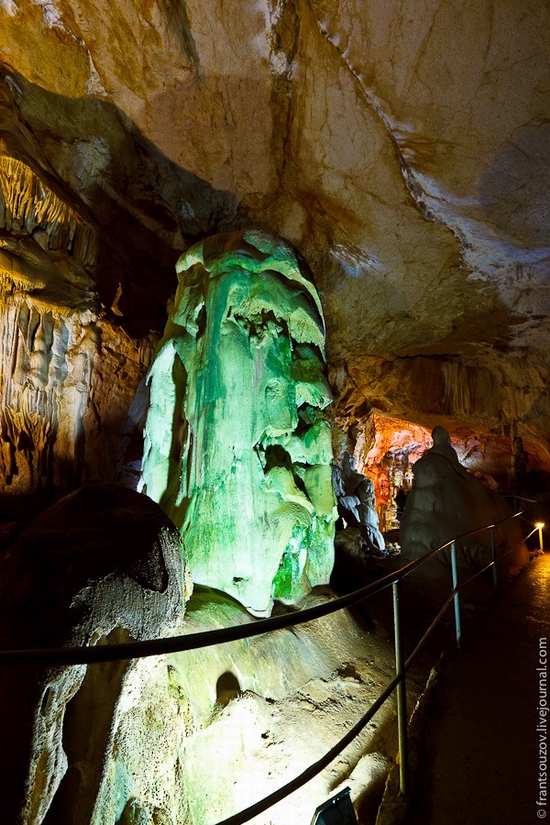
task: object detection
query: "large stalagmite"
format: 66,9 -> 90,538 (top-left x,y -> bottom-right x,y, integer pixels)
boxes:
400,427 -> 529,580
140,229 -> 337,617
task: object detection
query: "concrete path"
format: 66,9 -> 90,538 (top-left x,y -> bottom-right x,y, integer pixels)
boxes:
404,552 -> 550,825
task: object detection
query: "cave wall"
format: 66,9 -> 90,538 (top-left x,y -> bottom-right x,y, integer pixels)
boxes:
0,86 -> 154,505
0,0 -> 549,498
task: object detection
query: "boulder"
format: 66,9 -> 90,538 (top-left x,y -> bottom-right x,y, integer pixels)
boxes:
0,481 -> 189,824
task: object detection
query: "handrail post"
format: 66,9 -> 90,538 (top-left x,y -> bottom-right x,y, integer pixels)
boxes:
392,579 -> 409,796
450,541 -> 462,650
490,526 -> 497,594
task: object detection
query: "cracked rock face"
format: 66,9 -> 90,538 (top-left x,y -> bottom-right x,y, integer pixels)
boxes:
0,4 -> 549,479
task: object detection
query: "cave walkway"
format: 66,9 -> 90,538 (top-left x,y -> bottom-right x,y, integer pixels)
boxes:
404,551 -> 550,825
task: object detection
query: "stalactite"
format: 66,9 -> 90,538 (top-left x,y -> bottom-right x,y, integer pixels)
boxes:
0,157 -> 97,267
0,154 -> 106,498
0,292 -> 98,495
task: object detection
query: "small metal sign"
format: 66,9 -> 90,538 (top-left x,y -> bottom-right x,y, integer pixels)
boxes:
310,788 -> 358,825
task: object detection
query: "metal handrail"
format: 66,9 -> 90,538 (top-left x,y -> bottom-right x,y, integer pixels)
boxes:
0,510 -> 528,824
0,511 -> 523,666
211,510 -> 529,821
214,529 -> 529,825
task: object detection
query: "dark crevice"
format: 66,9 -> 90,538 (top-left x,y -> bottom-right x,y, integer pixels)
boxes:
292,339 -> 325,364
216,671 -> 241,707
195,303 -> 207,339
228,308 -> 287,341
262,444 -> 309,498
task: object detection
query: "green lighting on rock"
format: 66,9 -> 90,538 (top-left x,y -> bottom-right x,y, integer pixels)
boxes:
140,230 -> 337,616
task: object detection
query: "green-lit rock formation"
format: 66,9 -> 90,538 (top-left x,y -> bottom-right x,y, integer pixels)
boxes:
140,229 -> 337,616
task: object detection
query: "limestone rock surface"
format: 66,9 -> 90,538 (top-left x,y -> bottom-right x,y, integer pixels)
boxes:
0,482 -> 189,824
0,7 -> 546,822
0,77 -> 156,505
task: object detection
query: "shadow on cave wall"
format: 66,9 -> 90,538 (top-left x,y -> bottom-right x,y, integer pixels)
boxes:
0,67 -> 266,515
0,65 -> 257,335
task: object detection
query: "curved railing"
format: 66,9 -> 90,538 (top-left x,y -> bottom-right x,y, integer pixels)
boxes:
0,510 -> 532,823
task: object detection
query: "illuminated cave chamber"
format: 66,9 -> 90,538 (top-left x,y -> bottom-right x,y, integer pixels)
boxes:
1,0 -> 550,820
1,229 -> 394,825
336,409 -> 546,580
348,413 -> 433,533
351,412 -> 549,518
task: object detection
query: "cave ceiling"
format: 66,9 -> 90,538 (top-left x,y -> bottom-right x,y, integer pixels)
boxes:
0,0 -> 549,486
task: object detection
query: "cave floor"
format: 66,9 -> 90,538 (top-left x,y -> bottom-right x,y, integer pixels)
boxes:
402,550 -> 550,825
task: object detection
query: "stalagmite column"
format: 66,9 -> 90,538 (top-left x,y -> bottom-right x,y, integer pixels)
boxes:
140,229 -> 337,616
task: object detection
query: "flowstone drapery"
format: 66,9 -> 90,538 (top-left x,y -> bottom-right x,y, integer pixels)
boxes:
140,229 -> 337,617
332,451 -> 386,557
